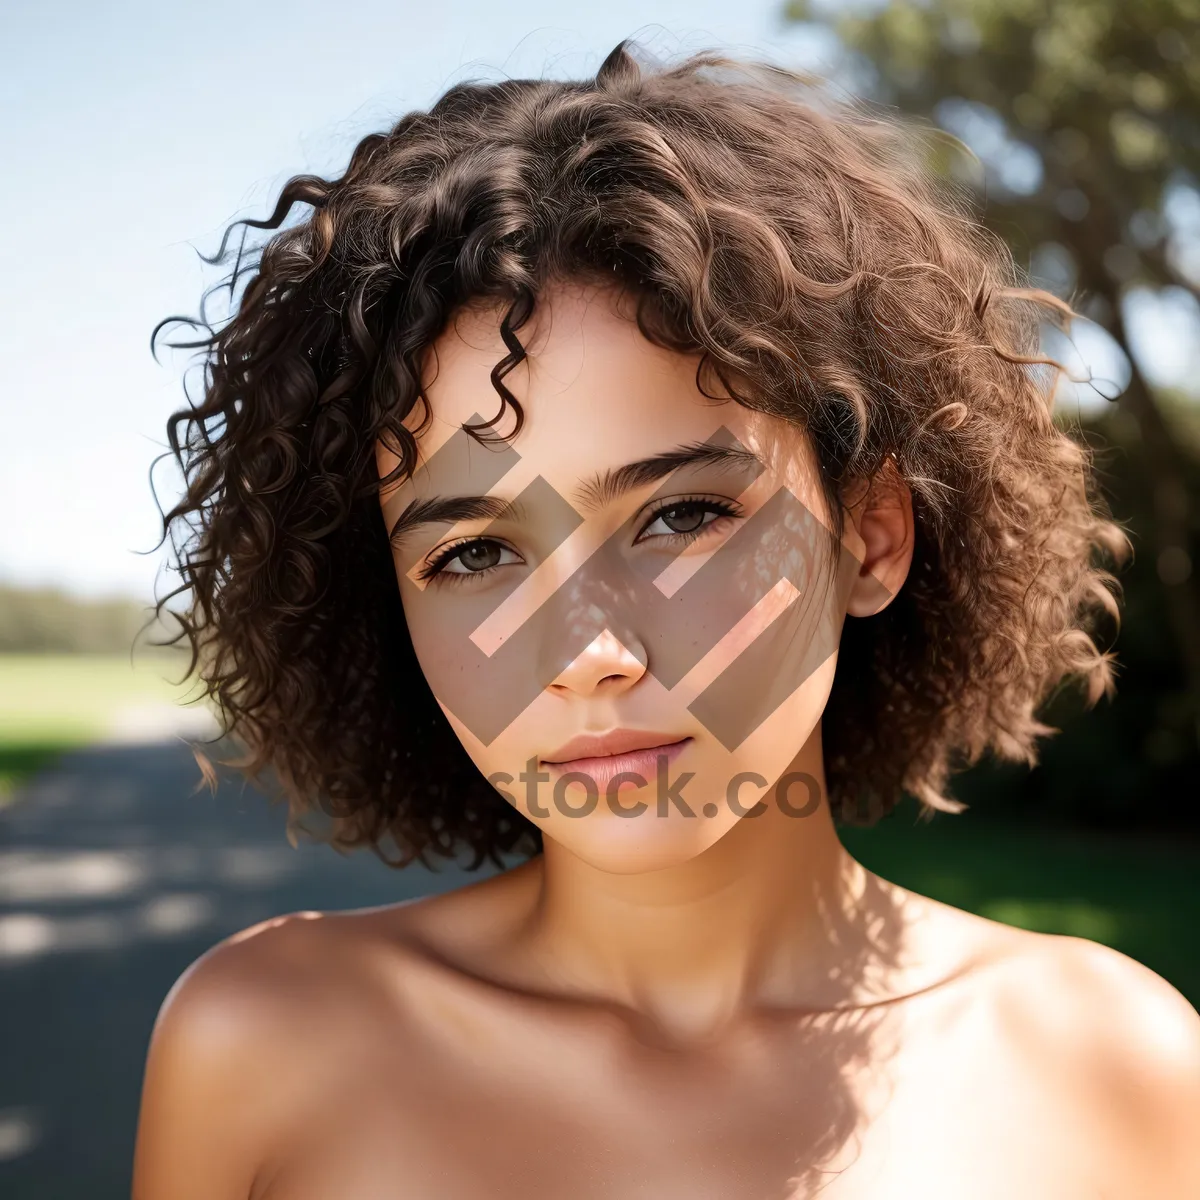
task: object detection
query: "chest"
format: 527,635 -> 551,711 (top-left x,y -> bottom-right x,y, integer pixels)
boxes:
258,998 -> 1099,1200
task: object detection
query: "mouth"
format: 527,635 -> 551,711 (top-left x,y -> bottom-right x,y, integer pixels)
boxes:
540,730 -> 693,795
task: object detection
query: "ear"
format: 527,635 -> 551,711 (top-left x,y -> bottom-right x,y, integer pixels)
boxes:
842,459 -> 915,618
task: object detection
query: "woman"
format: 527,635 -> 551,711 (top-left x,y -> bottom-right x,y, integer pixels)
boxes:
133,41 -> 1200,1199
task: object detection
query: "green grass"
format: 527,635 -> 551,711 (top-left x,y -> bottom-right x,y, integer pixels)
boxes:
840,803 -> 1200,1009
0,653 -> 203,799
0,738 -> 84,803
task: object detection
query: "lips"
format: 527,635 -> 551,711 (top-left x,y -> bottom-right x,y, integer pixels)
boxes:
543,729 -> 689,764
540,729 -> 692,798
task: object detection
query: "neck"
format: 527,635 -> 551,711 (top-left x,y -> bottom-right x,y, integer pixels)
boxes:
511,727 -> 884,1043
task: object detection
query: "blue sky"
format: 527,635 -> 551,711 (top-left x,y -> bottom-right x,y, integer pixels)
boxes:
1,0 -> 1193,600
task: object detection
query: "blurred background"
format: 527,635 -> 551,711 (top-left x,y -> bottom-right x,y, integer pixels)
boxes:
2,0 -> 1198,1195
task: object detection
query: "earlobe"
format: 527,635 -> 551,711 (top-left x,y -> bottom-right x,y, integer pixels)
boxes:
844,466 -> 915,618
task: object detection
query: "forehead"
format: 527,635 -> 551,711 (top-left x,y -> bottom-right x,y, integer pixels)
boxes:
380,279 -> 813,502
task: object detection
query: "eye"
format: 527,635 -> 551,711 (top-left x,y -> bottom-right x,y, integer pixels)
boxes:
636,497 -> 741,542
419,538 -> 521,583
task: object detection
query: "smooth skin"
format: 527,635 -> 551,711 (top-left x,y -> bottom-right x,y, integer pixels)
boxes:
133,280 -> 1200,1199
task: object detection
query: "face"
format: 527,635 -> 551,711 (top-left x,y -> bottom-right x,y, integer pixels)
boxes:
378,279 -> 906,874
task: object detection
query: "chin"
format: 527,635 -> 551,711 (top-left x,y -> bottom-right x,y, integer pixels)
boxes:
544,810 -> 738,875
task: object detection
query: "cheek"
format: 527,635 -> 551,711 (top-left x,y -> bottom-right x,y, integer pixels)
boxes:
436,702 -> 511,781
398,570 -> 554,753
666,602 -> 841,825
399,572 -> 582,801
712,651 -> 839,794
680,573 -> 847,759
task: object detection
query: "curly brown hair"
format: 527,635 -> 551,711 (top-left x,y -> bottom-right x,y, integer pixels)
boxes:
155,40 -> 1129,870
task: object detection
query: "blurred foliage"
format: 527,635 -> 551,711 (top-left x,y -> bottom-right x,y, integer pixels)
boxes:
949,403 -> 1200,832
0,740 -> 76,805
842,795 -> 1200,1004
789,0 -> 1200,831
0,584 -> 179,654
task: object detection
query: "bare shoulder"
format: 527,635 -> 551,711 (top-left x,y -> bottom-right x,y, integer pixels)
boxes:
901,890 -> 1200,1073
984,929 -> 1200,1082
147,910 -> 373,1056
893,889 -> 1200,1196
1010,927 -> 1196,1017
132,906 -> 425,1200
976,927 -> 1200,1196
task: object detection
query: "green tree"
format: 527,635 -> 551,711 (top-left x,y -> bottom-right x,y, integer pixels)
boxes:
0,584 -> 180,655
787,0 -> 1200,827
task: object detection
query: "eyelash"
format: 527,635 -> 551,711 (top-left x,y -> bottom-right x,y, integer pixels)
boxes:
417,495 -> 743,587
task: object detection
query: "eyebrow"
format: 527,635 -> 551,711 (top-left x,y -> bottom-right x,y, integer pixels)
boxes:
387,440 -> 763,545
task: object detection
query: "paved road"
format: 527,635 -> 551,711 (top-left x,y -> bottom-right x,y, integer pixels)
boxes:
0,741 -> 493,1199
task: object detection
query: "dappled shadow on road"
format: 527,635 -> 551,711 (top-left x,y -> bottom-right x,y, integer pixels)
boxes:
0,741 -> 490,1199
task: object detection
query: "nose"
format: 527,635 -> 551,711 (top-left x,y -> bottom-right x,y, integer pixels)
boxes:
548,627 -> 648,699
